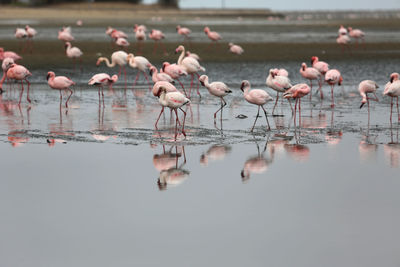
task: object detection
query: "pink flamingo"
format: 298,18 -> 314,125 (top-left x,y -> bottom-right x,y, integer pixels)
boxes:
149,29 -> 166,55
65,42 -> 83,71
337,34 -> 351,53
127,53 -> 151,90
46,71 -> 75,108
325,69 -> 343,108
1,58 -> 15,91
199,75 -> 232,122
348,27 -> 365,49
25,25 -> 37,53
115,37 -> 130,50
176,45 -> 205,98
229,43 -> 244,55
266,68 -> 293,115
110,28 -> 128,40
149,66 -> 174,83
311,56 -> 329,97
359,80 -> 379,124
176,25 -> 191,43
161,62 -> 187,95
156,86 -> 190,139
0,63 -> 31,104
134,24 -> 147,33
88,73 -> 118,106
15,28 -> 27,52
0,47 -> 22,61
135,28 -> 146,55
300,62 -> 322,100
383,73 -> 400,123
97,51 -> 128,87
204,26 -> 222,49
58,28 -> 74,42
240,80 -> 273,132
283,83 -> 311,126
153,81 -> 180,127
338,25 -> 348,36
273,68 -> 289,77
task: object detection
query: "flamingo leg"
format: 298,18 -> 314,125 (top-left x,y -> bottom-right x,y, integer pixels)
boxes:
142,71 -> 152,91
250,106 -> 260,132
318,77 -> 324,99
272,92 -> 279,116
65,88 -> 73,108
294,98 -> 298,127
299,98 -> 302,127
189,74 -> 194,98
194,72 -> 201,98
123,66 -> 127,88
19,80 -> 24,105
390,97 -> 393,124
397,97 -> 400,122
160,41 -> 167,55
132,71 -> 140,88
214,97 -> 227,120
367,98 -> 370,126
261,105 -> 271,131
287,98 -> 294,114
155,107 -> 165,128
179,107 -> 187,137
101,85 -> 105,107
174,109 -> 179,140
26,79 -> 31,103
309,80 -> 313,101
331,84 -> 334,108
176,78 -> 187,97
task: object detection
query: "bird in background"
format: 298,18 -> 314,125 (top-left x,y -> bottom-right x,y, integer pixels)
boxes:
283,83 -> 311,126
88,73 -> 119,106
383,72 -> 400,123
358,79 -> 379,125
325,69 -> 343,108
47,71 -> 75,108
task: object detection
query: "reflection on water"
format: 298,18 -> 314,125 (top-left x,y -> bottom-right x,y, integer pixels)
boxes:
241,138 -> 272,183
384,125 -> 400,168
152,144 -> 189,190
200,144 -> 232,166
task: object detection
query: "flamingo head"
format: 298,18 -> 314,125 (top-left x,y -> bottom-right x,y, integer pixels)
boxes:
127,53 -> 134,61
311,56 -> 318,65
269,69 -> 276,78
176,25 -> 180,31
204,27 -> 210,33
347,27 -> 352,32
162,62 -> 169,72
64,42 -> 71,49
156,86 -> 167,97
96,58 -> 102,66
111,75 -> 118,83
301,63 -> 306,71
25,25 -> 29,30
200,154 -> 208,166
199,75 -> 207,86
175,45 -> 184,54
229,42 -> 233,47
338,76 -> 343,86
46,71 -> 55,81
390,73 -> 399,83
240,80 -> 250,92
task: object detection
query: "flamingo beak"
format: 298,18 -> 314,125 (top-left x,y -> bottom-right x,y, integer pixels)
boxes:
240,83 -> 245,91
175,49 -> 178,54
200,81 -> 205,86
149,68 -> 153,76
360,102 -> 365,109
391,76 -> 394,83
46,74 -> 50,81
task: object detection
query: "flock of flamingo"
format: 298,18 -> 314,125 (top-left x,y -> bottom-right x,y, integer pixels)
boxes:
0,22 -> 399,141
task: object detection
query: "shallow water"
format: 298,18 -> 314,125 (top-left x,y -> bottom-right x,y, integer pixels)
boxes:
1,51 -> 400,266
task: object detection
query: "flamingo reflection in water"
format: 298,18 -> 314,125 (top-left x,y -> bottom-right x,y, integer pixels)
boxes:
153,143 -> 189,191
359,127 -> 378,163
241,137 -> 273,183
384,124 -> 400,168
200,144 -> 232,166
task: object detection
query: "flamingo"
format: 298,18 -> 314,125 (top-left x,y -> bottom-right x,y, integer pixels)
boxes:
338,25 -> 348,35
96,51 -> 128,87
200,145 -> 232,166
115,37 -> 130,50
127,53 -> 151,90
65,42 -> 83,71
240,80 -> 273,132
153,81 -> 180,127
15,28 -> 27,52
383,73 -> 400,123
58,28 -> 74,42
149,29 -> 166,55
134,24 -> 147,33
266,68 -> 293,115
359,80 -> 379,124
337,34 -> 351,53
0,47 -> 22,61
161,62 -> 187,94
110,28 -> 128,40
283,83 -> 311,126
156,86 -> 190,139
149,66 -> 174,83
204,26 -> 222,49
300,62 -> 322,100
135,28 -> 146,55
311,56 -> 329,97
186,51 -> 200,61
176,25 -> 191,42
273,68 -> 289,77
199,75 -> 232,122
1,57 -> 15,91
325,69 -> 343,108
25,25 -> 37,53
46,71 -> 75,108
176,45 -> 205,98
348,27 -> 365,48
0,63 -> 31,104
88,73 -> 119,106
229,43 -> 244,55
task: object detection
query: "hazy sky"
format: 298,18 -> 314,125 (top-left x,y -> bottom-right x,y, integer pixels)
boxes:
144,0 -> 400,10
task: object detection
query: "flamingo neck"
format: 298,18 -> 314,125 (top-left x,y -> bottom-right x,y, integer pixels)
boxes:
159,91 -> 168,106
102,58 -> 115,67
177,47 -> 185,66
203,77 -> 210,88
128,57 -> 137,68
